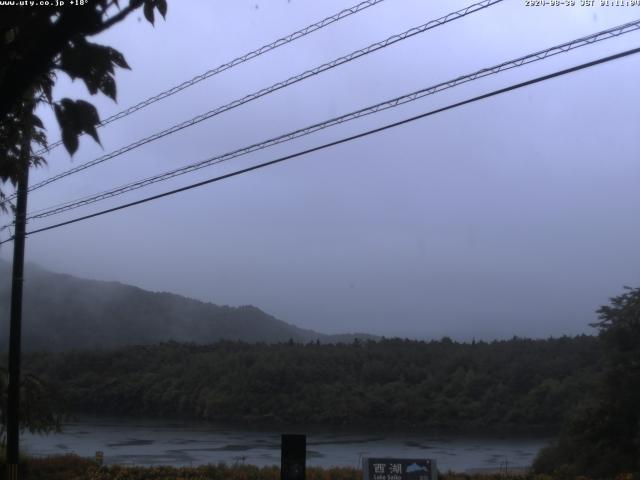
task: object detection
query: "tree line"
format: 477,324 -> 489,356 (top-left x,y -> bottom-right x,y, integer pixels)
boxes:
5,279 -> 640,477
21,335 -> 601,432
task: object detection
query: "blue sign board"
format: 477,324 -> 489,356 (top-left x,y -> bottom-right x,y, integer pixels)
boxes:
363,458 -> 437,480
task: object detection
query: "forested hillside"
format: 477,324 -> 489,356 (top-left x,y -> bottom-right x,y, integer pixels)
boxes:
25,336 -> 601,431
0,261 -> 372,350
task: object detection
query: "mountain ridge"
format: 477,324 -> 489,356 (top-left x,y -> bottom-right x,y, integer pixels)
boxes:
0,259 -> 376,351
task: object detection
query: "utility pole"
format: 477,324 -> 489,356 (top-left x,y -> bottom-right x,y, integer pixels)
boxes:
6,105 -> 32,480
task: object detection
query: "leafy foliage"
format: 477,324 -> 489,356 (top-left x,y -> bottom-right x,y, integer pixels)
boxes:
24,336 -> 600,432
533,287 -> 640,476
0,364 -> 64,446
0,105 -> 48,213
59,38 -> 130,98
53,99 -> 102,155
0,0 -> 168,204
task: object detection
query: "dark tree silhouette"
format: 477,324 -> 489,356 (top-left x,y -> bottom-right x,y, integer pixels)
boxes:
0,365 -> 63,446
534,286 -> 640,476
0,0 -> 168,447
0,0 -> 168,207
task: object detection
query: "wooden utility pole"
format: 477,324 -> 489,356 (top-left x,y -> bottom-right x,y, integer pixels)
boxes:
6,106 -> 32,480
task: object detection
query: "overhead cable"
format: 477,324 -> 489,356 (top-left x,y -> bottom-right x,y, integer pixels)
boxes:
2,45 -> 637,244
18,0 -> 503,197
34,0 -> 389,156
23,18 -> 640,222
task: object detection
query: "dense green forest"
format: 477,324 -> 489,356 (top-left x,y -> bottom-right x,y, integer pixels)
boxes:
532,286 -> 640,476
23,336 -> 600,432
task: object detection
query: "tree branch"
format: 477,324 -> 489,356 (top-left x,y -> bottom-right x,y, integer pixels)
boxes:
86,0 -> 144,36
0,1 -> 146,120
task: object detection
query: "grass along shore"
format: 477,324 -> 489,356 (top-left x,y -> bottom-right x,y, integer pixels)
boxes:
1,455 -> 639,480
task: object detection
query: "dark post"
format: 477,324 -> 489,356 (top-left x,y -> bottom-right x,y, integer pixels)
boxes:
6,107 -> 32,480
281,434 -> 306,480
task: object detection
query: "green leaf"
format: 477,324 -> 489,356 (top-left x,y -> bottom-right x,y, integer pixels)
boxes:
40,73 -> 55,104
109,49 -> 130,70
53,102 -> 69,129
143,1 -> 155,25
61,126 -> 79,155
59,40 -> 125,101
55,101 -> 78,155
31,115 -> 44,129
30,155 -> 47,168
156,0 -> 167,19
53,99 -> 101,155
98,75 -> 117,101
72,99 -> 101,144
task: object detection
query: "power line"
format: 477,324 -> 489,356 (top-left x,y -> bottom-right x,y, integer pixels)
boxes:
23,18 -> 640,222
33,0 -> 388,157
3,45 -> 637,245
17,0 -> 503,198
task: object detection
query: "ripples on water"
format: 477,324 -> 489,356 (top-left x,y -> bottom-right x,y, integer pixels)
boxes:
22,417 -> 547,472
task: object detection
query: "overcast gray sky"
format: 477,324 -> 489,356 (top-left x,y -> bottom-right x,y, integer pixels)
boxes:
2,0 -> 640,339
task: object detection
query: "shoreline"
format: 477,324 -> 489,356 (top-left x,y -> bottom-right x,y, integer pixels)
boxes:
21,416 -> 547,473
2,454 -> 536,478
58,412 -> 559,438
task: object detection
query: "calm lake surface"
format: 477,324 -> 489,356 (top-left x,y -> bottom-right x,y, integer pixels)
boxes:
22,417 -> 548,473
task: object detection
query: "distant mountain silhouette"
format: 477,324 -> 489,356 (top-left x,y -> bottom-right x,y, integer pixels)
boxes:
0,260 -> 376,351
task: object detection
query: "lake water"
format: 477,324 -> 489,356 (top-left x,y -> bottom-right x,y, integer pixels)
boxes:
22,417 -> 548,473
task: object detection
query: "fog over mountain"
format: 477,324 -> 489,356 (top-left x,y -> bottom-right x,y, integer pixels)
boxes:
0,260 -> 375,352
1,1 -> 640,340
